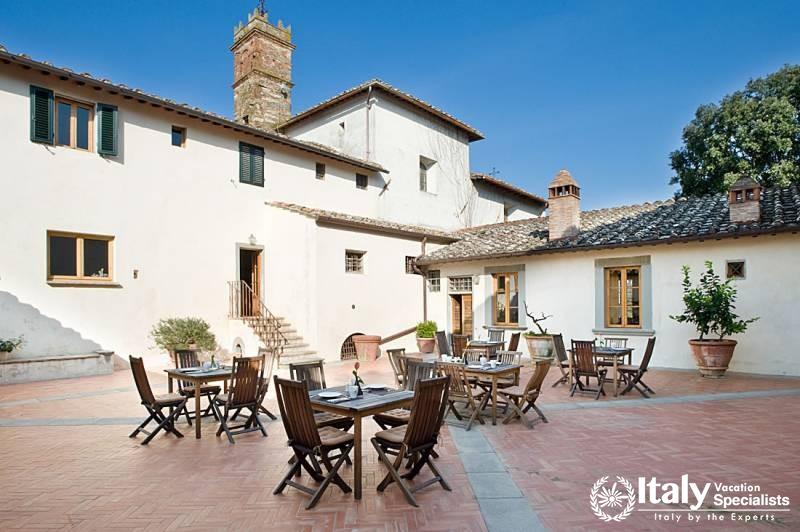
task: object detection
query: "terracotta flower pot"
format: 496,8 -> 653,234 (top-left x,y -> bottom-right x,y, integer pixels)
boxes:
525,335 -> 554,361
416,337 -> 436,354
352,335 -> 381,361
688,339 -> 737,378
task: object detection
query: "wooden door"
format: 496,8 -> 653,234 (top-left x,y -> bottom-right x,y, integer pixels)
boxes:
462,294 -> 473,336
239,249 -> 262,316
451,295 -> 463,334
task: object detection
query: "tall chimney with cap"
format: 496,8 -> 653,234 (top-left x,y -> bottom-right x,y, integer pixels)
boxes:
728,176 -> 762,223
547,169 -> 581,240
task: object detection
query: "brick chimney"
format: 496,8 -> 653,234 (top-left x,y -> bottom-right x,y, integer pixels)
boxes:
547,169 -> 581,240
728,176 -> 762,223
232,6 -> 294,129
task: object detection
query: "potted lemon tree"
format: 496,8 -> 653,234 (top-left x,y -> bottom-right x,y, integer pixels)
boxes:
670,262 -> 758,378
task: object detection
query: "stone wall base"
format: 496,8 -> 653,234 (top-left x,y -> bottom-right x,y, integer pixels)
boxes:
0,351 -> 115,385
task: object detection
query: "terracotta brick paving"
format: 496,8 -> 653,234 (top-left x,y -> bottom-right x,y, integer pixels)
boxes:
1,357 -> 799,530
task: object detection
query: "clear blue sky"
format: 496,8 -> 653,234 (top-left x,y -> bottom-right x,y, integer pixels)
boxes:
2,0 -> 798,209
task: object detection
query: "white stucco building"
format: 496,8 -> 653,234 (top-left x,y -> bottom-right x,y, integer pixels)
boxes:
0,7 -> 546,380
418,172 -> 800,376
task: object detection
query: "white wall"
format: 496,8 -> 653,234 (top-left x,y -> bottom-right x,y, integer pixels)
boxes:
314,224 -> 443,358
284,89 -> 540,230
473,184 -> 544,224
0,68 -> 422,365
427,233 -> 800,376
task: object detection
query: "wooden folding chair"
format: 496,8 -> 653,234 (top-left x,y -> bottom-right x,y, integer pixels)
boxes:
232,347 -> 278,421
475,350 -> 520,396
372,375 -> 451,507
289,360 -> 354,433
435,361 -> 485,430
129,356 -> 188,445
174,349 -> 220,424
508,332 -> 521,352
451,334 -> 470,358
620,337 -> 657,397
386,348 -> 407,389
488,328 -> 505,344
435,331 -> 452,357
373,359 -> 435,430
272,376 -> 354,510
570,340 -> 607,400
551,334 -> 571,387
499,360 -> 551,429
210,355 -> 267,443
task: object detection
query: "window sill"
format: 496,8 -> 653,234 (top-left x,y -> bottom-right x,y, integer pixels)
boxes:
592,328 -> 655,337
47,279 -> 122,288
484,325 -> 527,331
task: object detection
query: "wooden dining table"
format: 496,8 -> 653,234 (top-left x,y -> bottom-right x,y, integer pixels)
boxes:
165,366 -> 231,439
404,352 -> 521,425
309,385 -> 413,500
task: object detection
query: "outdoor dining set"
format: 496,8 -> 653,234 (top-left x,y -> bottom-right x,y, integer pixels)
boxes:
125,327 -> 656,509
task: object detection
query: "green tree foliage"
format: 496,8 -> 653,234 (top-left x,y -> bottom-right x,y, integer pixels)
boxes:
150,317 -> 216,351
670,65 -> 800,196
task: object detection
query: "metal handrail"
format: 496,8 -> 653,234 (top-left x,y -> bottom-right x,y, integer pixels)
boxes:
228,280 -> 288,354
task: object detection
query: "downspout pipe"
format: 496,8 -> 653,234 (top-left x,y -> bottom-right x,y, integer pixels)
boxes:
415,238 -> 429,321
365,85 -> 373,161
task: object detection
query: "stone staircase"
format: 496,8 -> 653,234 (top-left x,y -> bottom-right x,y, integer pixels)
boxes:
271,316 -> 320,367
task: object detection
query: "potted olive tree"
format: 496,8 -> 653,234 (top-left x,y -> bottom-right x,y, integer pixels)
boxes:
0,336 -> 24,362
150,317 -> 217,365
670,262 -> 758,378
415,320 -> 437,354
523,303 -> 554,360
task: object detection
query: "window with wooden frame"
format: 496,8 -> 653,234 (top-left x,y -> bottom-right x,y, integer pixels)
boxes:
315,162 -> 326,180
171,126 -> 186,147
604,266 -> 641,328
345,250 -> 365,273
427,270 -> 441,292
239,142 -> 265,187
419,158 -> 428,192
492,272 -> 519,326
356,173 -> 368,189
55,97 -> 93,151
47,231 -> 114,282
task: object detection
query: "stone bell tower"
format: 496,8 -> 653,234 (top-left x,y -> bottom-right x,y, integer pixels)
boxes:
232,4 -> 294,129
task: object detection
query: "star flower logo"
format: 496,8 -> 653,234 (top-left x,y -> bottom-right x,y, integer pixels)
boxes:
590,476 -> 636,522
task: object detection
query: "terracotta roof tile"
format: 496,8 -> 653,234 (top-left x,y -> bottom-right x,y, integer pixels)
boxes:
418,185 -> 800,264
267,202 -> 459,242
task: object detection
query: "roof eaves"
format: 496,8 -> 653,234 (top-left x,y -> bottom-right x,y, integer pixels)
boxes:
0,48 -> 388,174
277,79 -> 485,141
417,223 -> 799,266
470,173 -> 548,206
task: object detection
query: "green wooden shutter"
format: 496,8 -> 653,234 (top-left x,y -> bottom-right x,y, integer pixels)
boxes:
239,142 -> 264,186
96,104 -> 118,156
252,145 -> 264,186
239,142 -> 252,184
30,85 -> 54,144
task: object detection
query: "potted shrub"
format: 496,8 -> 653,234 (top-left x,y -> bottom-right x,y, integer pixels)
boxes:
0,336 -> 24,362
150,317 -> 217,364
670,262 -> 758,378
416,320 -> 437,353
352,334 -> 382,361
524,303 -> 554,360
